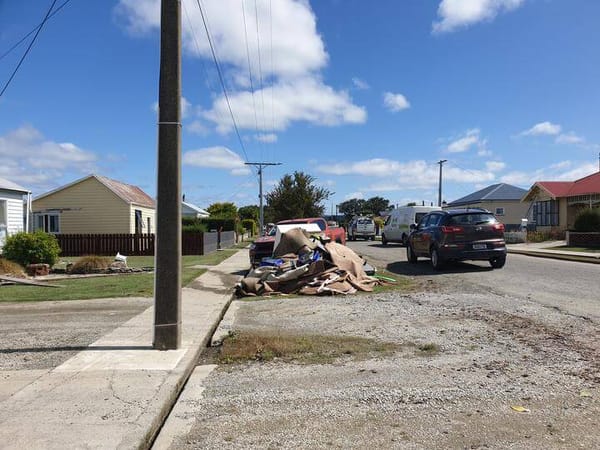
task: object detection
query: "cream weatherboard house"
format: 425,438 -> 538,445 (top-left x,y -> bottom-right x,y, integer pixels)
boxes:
32,174 -> 156,235
0,177 -> 31,251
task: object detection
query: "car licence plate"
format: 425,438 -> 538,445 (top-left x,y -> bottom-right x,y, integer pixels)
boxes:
473,243 -> 487,250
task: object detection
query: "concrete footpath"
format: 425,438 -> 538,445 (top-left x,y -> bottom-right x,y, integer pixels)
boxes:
0,249 -> 249,449
507,240 -> 600,264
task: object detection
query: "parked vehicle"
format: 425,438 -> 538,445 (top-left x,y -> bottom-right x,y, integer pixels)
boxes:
249,217 -> 346,267
347,216 -> 376,241
382,205 -> 441,246
406,208 -> 507,270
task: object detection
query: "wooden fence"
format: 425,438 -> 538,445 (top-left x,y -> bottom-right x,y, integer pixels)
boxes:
55,231 -> 233,257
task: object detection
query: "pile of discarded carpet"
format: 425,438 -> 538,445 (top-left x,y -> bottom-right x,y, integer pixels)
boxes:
237,227 -> 383,297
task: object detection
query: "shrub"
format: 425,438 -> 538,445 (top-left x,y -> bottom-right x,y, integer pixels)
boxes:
0,257 -> 25,278
2,231 -> 61,267
574,208 -> 600,232
527,230 -> 566,242
70,255 -> 112,274
241,219 -> 256,235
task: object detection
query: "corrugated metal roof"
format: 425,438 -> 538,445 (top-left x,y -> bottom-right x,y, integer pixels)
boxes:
523,171 -> 600,200
95,175 -> 155,208
34,174 -> 155,208
567,171 -> 600,196
0,177 -> 29,193
448,183 -> 527,206
535,181 -> 574,198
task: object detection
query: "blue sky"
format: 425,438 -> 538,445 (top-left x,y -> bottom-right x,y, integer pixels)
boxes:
1,0 -> 599,212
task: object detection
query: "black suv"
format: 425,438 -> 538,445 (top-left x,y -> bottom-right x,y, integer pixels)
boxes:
406,209 -> 507,270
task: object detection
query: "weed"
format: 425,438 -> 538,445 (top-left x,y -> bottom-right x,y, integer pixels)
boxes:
417,343 -> 440,355
215,331 -> 399,365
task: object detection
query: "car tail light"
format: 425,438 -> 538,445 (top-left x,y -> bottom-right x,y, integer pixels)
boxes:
493,223 -> 505,232
441,225 -> 463,233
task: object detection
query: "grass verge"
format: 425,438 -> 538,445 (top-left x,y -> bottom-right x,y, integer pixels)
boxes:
212,330 -> 400,365
0,250 -> 240,303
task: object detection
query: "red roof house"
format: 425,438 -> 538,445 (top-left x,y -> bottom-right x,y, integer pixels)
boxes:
522,171 -> 600,230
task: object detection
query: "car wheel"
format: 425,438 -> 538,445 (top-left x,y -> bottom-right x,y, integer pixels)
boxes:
490,255 -> 506,269
381,234 -> 388,245
430,247 -> 444,271
407,244 -> 417,263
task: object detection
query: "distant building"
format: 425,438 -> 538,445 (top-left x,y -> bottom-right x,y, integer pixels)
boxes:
0,177 -> 31,251
182,201 -> 209,218
446,183 -> 529,230
522,171 -> 600,231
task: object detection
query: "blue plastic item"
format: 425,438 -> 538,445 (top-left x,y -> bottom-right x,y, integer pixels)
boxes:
259,258 -> 284,267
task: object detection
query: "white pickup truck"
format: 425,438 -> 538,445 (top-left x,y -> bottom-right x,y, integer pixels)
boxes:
347,216 -> 376,241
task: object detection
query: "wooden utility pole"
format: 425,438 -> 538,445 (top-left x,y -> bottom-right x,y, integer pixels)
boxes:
154,0 -> 182,350
245,162 -> 281,235
437,159 -> 447,207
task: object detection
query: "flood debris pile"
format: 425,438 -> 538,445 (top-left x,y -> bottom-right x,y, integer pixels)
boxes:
237,228 -> 381,297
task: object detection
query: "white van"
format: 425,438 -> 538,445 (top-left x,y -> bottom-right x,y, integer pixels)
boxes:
382,205 -> 441,245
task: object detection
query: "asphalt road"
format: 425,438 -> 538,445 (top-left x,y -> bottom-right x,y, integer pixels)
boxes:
347,240 -> 600,321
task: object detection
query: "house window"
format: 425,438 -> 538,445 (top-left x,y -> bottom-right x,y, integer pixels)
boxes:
495,207 -> 505,216
33,212 -> 60,233
135,209 -> 143,234
0,200 -> 7,245
532,200 -> 558,226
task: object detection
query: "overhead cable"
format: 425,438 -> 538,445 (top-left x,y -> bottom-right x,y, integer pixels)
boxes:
0,0 -> 59,99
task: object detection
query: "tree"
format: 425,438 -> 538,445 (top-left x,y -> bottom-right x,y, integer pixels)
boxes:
238,205 -> 259,221
207,202 -> 238,218
338,198 -> 367,222
265,171 -> 333,222
365,196 -> 390,216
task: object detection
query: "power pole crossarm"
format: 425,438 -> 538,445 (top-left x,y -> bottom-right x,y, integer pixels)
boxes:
245,162 -> 281,235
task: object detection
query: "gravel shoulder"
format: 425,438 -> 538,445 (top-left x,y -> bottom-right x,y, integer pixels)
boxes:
175,281 -> 599,449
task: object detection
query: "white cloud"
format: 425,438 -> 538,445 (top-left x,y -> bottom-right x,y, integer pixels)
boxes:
186,120 -> 209,136
486,161 -> 506,172
556,132 -> 584,145
254,133 -> 278,143
345,192 -> 364,200
383,92 -> 410,112
352,77 -> 370,90
445,128 -> 483,153
0,125 -> 98,194
203,78 -> 366,133
319,158 -> 495,190
521,121 -> 562,136
182,146 -> 251,175
500,161 -> 598,186
433,0 -> 525,34
116,1 -> 365,134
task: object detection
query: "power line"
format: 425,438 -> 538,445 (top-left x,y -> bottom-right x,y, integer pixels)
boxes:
254,0 -> 267,142
196,0 -> 250,162
0,0 -> 59,99
241,0 -> 262,159
0,0 -> 72,62
182,2 -> 232,146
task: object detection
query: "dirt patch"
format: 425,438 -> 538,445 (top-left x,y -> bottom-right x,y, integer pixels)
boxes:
179,287 -> 600,449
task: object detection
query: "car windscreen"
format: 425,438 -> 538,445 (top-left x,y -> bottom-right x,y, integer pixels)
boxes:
415,213 -> 427,223
357,219 -> 372,224
447,213 -> 498,225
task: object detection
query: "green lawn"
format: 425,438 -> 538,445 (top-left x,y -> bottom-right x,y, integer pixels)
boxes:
0,249 -> 242,303
546,245 -> 600,253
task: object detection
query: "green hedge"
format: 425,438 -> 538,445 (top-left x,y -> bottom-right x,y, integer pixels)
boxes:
182,217 -> 237,232
241,219 -> 257,235
574,208 -> 600,232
